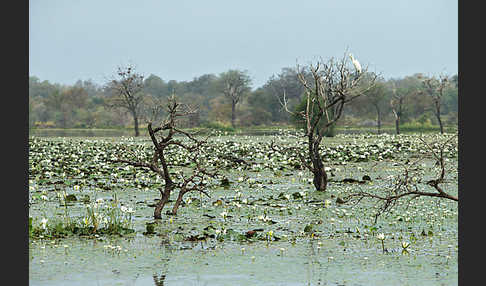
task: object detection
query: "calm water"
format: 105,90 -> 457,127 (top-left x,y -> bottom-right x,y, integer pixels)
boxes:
29,135 -> 458,285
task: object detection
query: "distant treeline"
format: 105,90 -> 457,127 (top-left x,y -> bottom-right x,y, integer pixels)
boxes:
29,67 -> 458,131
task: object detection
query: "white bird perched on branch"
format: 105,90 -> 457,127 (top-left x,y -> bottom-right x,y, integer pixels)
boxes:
349,53 -> 362,74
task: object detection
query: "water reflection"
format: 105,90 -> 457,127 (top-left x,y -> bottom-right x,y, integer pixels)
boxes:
151,237 -> 172,286
306,239 -> 327,286
152,273 -> 166,286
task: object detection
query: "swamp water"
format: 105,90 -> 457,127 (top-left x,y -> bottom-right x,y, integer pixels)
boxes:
29,135 -> 458,285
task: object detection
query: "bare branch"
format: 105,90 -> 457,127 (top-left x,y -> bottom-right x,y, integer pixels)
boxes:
343,136 -> 458,222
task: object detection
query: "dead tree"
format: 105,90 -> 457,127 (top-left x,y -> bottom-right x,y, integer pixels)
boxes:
343,134 -> 458,223
389,82 -> 406,135
140,94 -> 168,125
277,52 -> 376,191
111,96 -> 217,219
421,75 -> 450,134
219,70 -> 252,128
105,64 -> 145,137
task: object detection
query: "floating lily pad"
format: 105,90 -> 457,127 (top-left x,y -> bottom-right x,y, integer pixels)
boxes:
65,194 -> 77,202
304,224 -> 313,233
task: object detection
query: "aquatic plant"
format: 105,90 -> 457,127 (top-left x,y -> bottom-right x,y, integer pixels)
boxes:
377,233 -> 386,253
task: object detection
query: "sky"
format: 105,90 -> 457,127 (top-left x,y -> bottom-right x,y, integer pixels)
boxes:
29,0 -> 457,89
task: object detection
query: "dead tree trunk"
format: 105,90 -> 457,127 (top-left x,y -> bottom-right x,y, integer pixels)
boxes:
375,105 -> 382,134
154,186 -> 172,219
434,102 -> 444,134
395,117 -> 400,135
132,109 -> 140,137
231,100 -> 236,128
390,89 -> 405,135
311,153 -> 328,191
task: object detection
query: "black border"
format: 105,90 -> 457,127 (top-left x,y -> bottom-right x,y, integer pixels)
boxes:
458,1 -> 481,285
6,0 -> 29,285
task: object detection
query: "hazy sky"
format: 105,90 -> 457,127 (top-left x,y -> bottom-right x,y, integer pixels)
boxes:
29,0 -> 457,89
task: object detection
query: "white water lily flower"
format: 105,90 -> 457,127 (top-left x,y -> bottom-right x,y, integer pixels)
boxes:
377,233 -> 385,240
40,218 -> 48,229
324,199 -> 331,207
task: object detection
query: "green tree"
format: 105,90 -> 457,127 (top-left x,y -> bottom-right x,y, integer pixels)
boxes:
364,78 -> 388,134
243,89 -> 273,125
45,87 -> 89,128
143,74 -> 169,98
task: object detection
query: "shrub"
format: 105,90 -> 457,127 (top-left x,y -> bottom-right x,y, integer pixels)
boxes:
202,121 -> 236,132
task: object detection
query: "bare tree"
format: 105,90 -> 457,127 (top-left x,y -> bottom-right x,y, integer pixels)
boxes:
219,70 -> 252,128
277,52 -> 376,191
105,64 -> 145,136
421,75 -> 450,134
111,95 -> 217,219
140,94 -> 168,125
364,79 -> 387,134
389,82 -> 407,135
343,135 -> 458,223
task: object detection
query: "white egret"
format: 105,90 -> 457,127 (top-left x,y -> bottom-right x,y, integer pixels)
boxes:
349,53 -> 362,74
